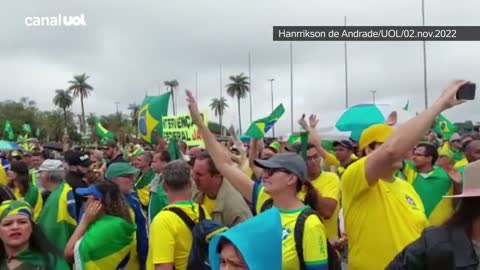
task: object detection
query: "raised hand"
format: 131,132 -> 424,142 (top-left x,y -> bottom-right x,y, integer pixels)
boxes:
186,89 -> 203,126
436,80 -> 468,110
447,168 -> 462,185
298,114 -> 310,131
83,200 -> 103,225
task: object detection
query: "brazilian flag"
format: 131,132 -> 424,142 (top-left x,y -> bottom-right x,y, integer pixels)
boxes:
245,104 -> 285,138
74,215 -> 137,270
3,120 -> 14,141
434,114 -> 457,140
138,92 -> 171,143
93,116 -> 115,141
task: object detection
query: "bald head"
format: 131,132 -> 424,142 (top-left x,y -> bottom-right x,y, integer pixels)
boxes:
465,140 -> 480,163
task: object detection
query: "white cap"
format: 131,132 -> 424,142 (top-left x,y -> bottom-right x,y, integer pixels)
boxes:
38,159 -> 65,172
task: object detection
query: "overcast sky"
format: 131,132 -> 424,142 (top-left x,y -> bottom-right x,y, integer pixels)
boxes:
1,0 -> 479,136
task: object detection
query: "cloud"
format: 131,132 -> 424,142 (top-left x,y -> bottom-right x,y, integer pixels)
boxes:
1,0 -> 479,137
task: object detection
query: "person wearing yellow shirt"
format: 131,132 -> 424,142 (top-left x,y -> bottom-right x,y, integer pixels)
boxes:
342,80 -> 471,270
437,148 -> 455,172
442,133 -> 465,162
186,90 -> 334,270
147,160 -> 211,270
7,161 -> 43,220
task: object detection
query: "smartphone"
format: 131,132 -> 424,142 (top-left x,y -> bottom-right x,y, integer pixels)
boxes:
456,82 -> 476,100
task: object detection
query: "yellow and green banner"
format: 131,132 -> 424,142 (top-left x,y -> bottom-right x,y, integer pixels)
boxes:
162,112 -> 209,146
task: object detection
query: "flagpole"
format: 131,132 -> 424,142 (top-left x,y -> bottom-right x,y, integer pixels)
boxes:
248,52 -> 253,123
290,42 -> 294,133
422,0 -> 428,109
268,78 -> 275,137
219,64 -> 223,135
344,16 -> 349,109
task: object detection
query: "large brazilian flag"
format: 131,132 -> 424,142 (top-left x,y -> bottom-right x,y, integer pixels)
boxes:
138,92 -> 171,144
74,215 -> 137,270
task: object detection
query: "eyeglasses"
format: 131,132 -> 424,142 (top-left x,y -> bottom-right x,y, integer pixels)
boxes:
306,154 -> 320,161
412,152 -> 429,157
265,168 -> 291,177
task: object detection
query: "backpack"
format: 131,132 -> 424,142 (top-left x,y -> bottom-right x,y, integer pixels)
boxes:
294,208 -> 341,270
167,206 -> 227,270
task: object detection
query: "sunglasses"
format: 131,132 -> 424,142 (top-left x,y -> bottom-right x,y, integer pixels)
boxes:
264,167 -> 291,177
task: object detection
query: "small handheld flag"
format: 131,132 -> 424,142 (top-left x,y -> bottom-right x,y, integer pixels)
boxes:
245,104 -> 285,138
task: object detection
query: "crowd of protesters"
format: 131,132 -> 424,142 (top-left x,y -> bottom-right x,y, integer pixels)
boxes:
0,80 -> 479,269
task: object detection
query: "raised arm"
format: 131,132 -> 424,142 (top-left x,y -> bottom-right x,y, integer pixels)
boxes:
298,114 -> 328,158
248,138 -> 264,179
186,90 -> 254,202
229,126 -> 247,162
365,80 -> 468,185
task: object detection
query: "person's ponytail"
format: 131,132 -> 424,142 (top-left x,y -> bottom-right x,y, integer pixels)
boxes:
303,180 -> 320,212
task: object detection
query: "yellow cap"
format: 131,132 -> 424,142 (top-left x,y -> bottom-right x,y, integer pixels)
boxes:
359,124 -> 394,150
438,148 -> 454,159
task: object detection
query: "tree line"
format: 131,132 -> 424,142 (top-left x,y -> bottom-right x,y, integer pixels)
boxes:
1,72 -> 252,143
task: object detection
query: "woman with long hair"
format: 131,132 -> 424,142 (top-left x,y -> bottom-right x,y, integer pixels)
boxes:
64,180 -> 138,270
387,160 -> 480,269
0,200 -> 69,269
186,90 -> 335,270
7,161 -> 43,221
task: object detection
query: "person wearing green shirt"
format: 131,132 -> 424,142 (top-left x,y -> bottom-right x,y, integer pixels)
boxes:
134,152 -> 155,210
147,151 -> 170,222
402,142 -> 461,226
0,200 -> 70,270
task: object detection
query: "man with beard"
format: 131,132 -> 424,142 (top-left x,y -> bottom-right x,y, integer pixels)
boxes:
64,150 -> 90,214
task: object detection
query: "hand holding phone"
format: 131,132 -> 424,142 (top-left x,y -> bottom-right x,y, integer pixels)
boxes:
456,82 -> 476,100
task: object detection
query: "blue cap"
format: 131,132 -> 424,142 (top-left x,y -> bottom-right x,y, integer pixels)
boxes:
208,208 -> 282,270
76,185 -> 104,201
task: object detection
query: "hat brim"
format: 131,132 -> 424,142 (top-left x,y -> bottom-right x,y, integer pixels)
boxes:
333,141 -> 353,150
76,186 -> 104,200
443,190 -> 480,198
254,159 -> 283,170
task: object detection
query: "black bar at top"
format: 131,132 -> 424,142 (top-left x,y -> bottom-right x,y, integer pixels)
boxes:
273,26 -> 480,41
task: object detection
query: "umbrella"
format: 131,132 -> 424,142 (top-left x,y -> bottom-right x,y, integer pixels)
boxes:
336,104 -> 386,132
239,135 -> 250,143
43,142 -> 63,151
333,104 -> 415,141
0,140 -> 21,151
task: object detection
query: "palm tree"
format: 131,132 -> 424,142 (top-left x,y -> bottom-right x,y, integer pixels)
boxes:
164,79 -> 179,115
226,73 -> 249,133
210,97 -> 228,135
128,103 -> 140,138
68,73 -> 94,132
20,97 -> 36,108
52,89 -> 73,124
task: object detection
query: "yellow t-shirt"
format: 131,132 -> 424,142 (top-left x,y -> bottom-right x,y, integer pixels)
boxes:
341,157 -> 428,270
324,151 -> 358,174
279,206 -> 329,270
201,195 -> 216,215
252,187 -> 329,269
298,172 -> 340,241
146,200 -> 210,270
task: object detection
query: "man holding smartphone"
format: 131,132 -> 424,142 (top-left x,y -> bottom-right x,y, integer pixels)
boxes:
341,80 -> 473,270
